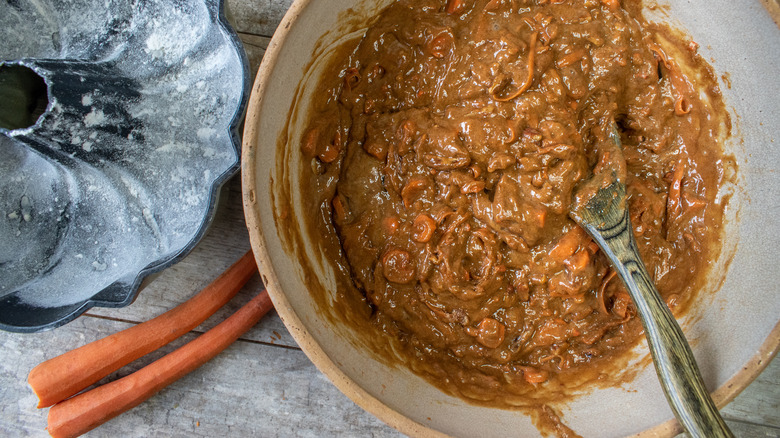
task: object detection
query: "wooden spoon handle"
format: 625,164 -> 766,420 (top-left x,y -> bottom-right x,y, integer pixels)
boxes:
580,207 -> 733,438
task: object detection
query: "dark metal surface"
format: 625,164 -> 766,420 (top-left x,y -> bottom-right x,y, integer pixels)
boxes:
0,0 -> 250,332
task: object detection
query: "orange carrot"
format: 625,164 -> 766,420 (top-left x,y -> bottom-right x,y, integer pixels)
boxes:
549,226 -> 586,263
666,158 -> 686,223
47,290 -> 273,438
28,251 -> 257,408
520,366 -> 549,384
489,31 -> 538,102
563,249 -> 590,273
597,269 -> 617,315
412,213 -> 437,243
446,0 -> 465,14
555,48 -> 587,68
600,0 -> 620,12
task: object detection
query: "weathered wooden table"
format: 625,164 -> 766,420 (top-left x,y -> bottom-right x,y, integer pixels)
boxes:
1,1 -> 778,437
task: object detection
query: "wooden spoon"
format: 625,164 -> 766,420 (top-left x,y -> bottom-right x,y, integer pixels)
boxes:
569,125 -> 733,438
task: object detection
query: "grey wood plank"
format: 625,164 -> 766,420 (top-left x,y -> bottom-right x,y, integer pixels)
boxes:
238,33 -> 271,84
0,317 -> 132,437
88,341 -> 401,438
226,0 -> 294,37
3,316 -> 779,438
0,317 -> 401,438
239,33 -> 272,48
722,356 -> 780,427
719,421 -> 779,438
674,420 -> 780,438
674,355 -> 780,438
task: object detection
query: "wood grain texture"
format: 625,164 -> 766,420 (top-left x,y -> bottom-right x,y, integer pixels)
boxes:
46,291 -> 275,438
721,359 -> 780,428
226,0 -> 293,37
0,317 -> 401,437
0,2 -> 777,438
238,34 -> 271,82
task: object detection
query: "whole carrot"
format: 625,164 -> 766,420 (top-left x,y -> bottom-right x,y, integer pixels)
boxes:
28,250 -> 257,408
47,289 -> 274,438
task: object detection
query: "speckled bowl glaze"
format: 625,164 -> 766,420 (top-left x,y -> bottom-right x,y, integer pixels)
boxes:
242,1 -> 780,436
0,0 -> 249,332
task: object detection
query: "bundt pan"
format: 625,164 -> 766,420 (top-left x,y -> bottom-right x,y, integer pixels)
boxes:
0,0 -> 249,332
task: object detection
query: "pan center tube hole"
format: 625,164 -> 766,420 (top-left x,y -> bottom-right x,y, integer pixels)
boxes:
0,65 -> 49,131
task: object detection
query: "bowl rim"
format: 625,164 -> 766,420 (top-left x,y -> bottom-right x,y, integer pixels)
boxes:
241,0 -> 780,436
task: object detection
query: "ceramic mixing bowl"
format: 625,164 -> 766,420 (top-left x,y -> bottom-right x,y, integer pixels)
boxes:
242,1 -> 780,436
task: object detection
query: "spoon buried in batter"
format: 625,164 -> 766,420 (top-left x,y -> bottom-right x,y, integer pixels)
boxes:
568,124 -> 733,438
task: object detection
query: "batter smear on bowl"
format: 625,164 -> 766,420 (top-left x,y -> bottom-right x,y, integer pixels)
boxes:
299,0 -> 731,406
